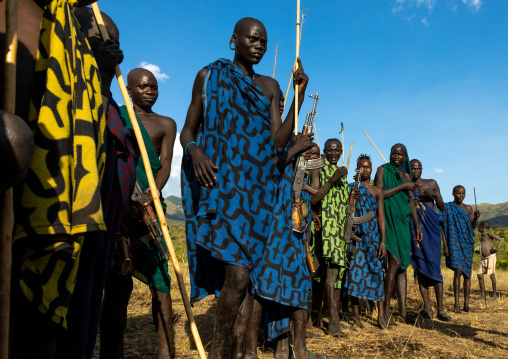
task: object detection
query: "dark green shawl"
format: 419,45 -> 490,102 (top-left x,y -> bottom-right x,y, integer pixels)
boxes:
382,144 -> 412,270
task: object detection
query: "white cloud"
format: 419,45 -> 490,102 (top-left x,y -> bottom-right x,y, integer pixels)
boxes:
162,133 -> 183,198
462,0 -> 482,11
434,168 -> 444,174
139,61 -> 169,82
421,17 -> 429,26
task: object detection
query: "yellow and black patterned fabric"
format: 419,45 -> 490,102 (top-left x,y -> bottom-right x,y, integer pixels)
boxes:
13,0 -> 106,330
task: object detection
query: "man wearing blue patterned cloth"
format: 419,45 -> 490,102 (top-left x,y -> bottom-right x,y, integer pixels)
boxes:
440,185 -> 480,313
409,159 -> 451,322
344,154 -> 387,329
180,18 -> 326,359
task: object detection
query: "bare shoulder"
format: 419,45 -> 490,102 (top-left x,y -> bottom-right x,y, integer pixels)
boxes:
367,184 -> 382,197
156,115 -> 177,134
401,170 -> 412,182
463,204 -> 473,214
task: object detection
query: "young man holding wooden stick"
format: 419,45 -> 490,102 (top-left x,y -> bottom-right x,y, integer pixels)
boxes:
100,67 -> 177,359
181,17 -> 321,359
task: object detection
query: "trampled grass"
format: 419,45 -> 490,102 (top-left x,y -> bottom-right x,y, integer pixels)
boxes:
94,265 -> 508,358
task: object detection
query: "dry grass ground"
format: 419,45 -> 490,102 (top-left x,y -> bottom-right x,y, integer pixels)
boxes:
94,265 -> 508,359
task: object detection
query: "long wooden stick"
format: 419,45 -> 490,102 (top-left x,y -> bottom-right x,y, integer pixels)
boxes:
346,142 -> 353,170
1,0 -> 17,356
340,122 -> 345,166
283,12 -> 304,118
362,130 -> 387,163
272,45 -> 277,79
474,187 -> 477,211
294,0 -> 300,135
91,5 -> 207,358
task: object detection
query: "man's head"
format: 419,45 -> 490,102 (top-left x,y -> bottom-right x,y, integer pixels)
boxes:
74,8 -> 120,54
356,154 -> 372,180
230,18 -> 267,65
452,185 -> 466,204
390,144 -> 407,168
479,221 -> 490,233
410,159 -> 422,181
127,68 -> 158,111
324,138 -> 342,165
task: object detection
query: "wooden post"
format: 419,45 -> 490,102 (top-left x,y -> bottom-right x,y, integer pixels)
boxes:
362,130 -> 387,163
91,4 -> 207,358
1,0 -> 18,357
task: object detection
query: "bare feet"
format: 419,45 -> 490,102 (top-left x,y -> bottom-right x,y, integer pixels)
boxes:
492,294 -> 498,301
463,305 -> 471,312
453,304 -> 461,313
437,311 -> 451,321
419,309 -> 433,319
275,336 -> 289,359
353,315 -> 364,329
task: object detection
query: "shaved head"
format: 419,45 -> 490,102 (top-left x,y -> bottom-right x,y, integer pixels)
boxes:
233,17 -> 266,36
127,68 -> 157,87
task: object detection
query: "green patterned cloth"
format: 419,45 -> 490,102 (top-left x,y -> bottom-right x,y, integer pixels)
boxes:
382,144 -> 413,270
313,159 -> 349,288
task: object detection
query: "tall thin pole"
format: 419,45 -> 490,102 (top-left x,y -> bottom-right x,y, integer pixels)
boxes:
346,142 -> 354,170
91,4 -> 207,358
1,0 -> 18,356
295,0 -> 301,135
341,122 -> 345,166
363,130 -> 387,163
272,45 -> 277,79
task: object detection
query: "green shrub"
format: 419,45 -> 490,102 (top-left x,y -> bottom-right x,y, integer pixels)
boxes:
496,259 -> 508,270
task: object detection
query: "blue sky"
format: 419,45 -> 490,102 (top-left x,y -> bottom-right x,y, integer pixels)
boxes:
98,0 -> 507,205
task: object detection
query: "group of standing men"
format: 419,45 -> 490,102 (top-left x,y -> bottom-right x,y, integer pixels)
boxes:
0,3 -> 494,359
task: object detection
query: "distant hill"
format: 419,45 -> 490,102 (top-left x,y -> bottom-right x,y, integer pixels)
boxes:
473,202 -> 508,227
164,196 -> 184,221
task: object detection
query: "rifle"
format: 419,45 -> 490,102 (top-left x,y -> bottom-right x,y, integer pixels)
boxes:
292,92 -> 324,233
344,169 -> 375,257
131,182 -> 170,262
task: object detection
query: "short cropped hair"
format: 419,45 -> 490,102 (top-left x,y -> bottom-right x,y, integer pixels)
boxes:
453,185 -> 465,193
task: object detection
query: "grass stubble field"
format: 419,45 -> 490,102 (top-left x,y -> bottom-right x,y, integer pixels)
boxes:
93,262 -> 508,359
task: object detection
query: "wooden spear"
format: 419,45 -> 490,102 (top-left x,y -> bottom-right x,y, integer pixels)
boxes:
1,0 -> 17,356
340,122 -> 345,166
362,130 -> 387,163
272,44 -> 277,79
91,4 -> 207,358
283,11 -> 304,118
294,0 -> 301,135
346,142 -> 353,170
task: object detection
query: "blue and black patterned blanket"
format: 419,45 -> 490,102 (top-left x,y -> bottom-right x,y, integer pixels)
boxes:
440,202 -> 475,278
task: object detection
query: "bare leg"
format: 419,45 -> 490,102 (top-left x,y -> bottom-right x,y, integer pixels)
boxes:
491,274 -> 497,300
350,297 -> 363,329
396,269 -> 407,322
325,265 -> 344,336
463,275 -> 471,312
434,282 -> 451,321
229,291 -> 252,359
209,265 -> 251,359
478,274 -> 485,300
151,290 -> 173,359
453,269 -> 462,313
376,301 -> 386,329
418,274 -> 433,318
275,334 -> 290,359
244,296 -> 262,359
100,272 -> 133,359
292,309 -> 309,359
309,279 -> 325,327
383,252 -> 402,326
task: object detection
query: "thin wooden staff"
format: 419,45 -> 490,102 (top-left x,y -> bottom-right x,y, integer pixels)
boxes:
294,0 -> 301,135
340,122 -> 345,166
346,142 -> 353,170
474,187 -> 477,211
283,11 -> 304,118
91,5 -> 207,358
1,0 -> 18,356
272,44 -> 277,79
362,130 -> 387,163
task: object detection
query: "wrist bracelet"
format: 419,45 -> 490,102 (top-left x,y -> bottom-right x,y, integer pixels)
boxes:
381,243 -> 386,247
184,141 -> 197,156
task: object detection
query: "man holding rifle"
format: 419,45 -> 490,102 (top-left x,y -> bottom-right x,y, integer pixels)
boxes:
310,138 -> 349,337
344,154 -> 387,329
100,68 -> 176,359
